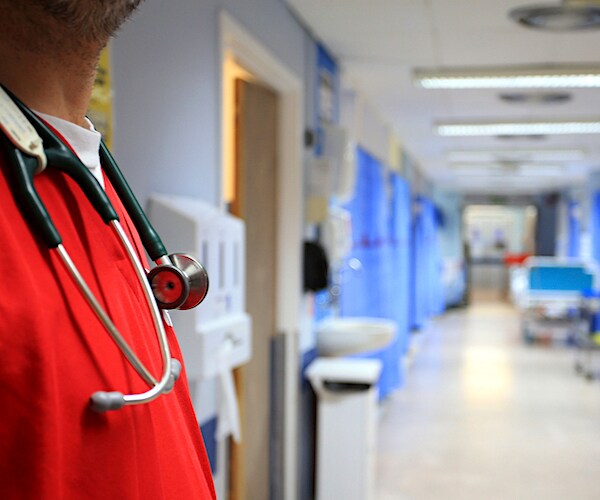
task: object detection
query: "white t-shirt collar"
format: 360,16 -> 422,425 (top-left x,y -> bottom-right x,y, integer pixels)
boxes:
35,111 -> 104,188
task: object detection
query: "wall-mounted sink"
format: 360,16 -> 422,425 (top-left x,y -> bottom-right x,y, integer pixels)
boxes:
316,317 -> 397,357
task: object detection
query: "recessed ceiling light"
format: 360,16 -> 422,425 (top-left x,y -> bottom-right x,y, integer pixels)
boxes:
509,2 -> 600,31
436,120 -> 600,136
414,65 -> 600,89
496,134 -> 548,141
499,91 -> 572,104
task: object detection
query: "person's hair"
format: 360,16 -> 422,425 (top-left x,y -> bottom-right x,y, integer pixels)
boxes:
35,0 -> 144,42
0,0 -> 144,51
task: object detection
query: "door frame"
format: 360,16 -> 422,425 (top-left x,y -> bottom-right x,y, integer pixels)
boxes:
219,11 -> 303,500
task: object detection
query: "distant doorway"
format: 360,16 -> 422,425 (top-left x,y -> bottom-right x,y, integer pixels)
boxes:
463,204 -> 537,303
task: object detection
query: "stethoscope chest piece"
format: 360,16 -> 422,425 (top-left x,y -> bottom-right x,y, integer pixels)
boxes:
148,253 -> 209,310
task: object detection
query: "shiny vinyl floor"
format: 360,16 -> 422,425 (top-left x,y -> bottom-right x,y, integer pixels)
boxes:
376,301 -> 600,500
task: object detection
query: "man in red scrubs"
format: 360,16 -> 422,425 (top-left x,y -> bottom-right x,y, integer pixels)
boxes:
0,1 -> 216,498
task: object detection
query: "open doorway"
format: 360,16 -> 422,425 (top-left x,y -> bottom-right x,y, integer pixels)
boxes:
225,55 -> 279,500
220,12 -> 303,500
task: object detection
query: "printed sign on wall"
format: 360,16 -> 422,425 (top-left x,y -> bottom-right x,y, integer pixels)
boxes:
316,45 -> 338,127
87,46 -> 113,148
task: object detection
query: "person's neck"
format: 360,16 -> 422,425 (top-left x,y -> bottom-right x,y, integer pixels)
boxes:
0,45 -> 101,128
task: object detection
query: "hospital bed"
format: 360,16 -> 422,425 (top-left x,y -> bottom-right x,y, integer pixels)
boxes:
516,258 -> 596,345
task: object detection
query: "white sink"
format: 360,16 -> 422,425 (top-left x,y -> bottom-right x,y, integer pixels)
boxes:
316,317 -> 397,357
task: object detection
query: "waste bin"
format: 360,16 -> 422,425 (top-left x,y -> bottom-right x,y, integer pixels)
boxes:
306,358 -> 382,500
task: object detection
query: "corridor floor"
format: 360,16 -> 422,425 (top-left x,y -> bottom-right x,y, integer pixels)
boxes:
375,301 -> 600,500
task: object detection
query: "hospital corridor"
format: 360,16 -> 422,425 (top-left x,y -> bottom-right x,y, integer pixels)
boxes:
375,300 -> 600,500
5,0 -> 600,499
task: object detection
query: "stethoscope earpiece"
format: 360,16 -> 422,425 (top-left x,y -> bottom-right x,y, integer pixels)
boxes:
90,358 -> 183,413
90,391 -> 126,413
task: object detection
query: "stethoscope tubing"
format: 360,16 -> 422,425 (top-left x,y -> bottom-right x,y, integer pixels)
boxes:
48,181 -> 177,409
0,84 -> 182,412
100,141 -> 167,262
55,241 -> 158,387
109,220 -> 174,400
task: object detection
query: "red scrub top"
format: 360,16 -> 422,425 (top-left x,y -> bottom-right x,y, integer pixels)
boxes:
0,132 -> 216,499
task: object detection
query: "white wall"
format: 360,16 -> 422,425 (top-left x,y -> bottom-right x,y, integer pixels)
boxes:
434,189 -> 464,260
464,205 -> 532,256
340,86 -> 392,165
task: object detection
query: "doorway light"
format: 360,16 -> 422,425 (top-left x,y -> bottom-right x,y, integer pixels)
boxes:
414,66 -> 600,89
436,120 -> 600,136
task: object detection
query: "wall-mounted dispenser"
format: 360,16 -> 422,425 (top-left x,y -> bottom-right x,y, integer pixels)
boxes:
322,123 -> 356,204
306,124 -> 356,223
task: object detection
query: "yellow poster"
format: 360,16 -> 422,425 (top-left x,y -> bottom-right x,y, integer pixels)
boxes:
88,46 -> 113,149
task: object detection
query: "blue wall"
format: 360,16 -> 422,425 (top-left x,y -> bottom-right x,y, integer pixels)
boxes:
567,201 -> 581,258
592,192 -> 600,263
112,0 -> 309,206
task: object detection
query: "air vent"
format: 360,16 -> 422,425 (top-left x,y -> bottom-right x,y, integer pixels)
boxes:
509,3 -> 600,31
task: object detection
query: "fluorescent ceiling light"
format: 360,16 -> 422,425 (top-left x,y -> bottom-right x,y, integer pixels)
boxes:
519,165 -> 565,176
446,149 -> 585,162
450,176 -> 581,187
449,163 -> 504,170
451,164 -> 565,177
436,120 -> 600,136
414,66 -> 600,89
452,170 -> 505,177
449,163 -> 563,169
451,167 -> 504,176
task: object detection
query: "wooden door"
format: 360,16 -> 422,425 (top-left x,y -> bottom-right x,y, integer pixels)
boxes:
230,78 -> 278,500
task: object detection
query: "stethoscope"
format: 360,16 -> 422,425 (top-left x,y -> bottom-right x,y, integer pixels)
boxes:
0,85 -> 209,413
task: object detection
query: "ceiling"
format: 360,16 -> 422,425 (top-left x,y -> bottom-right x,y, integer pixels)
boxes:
285,0 -> 600,195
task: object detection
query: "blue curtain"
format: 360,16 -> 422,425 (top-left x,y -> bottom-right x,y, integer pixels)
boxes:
388,174 -> 411,358
409,208 -> 417,330
567,201 -> 581,259
411,196 -> 444,329
339,149 -> 411,398
592,192 -> 600,264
